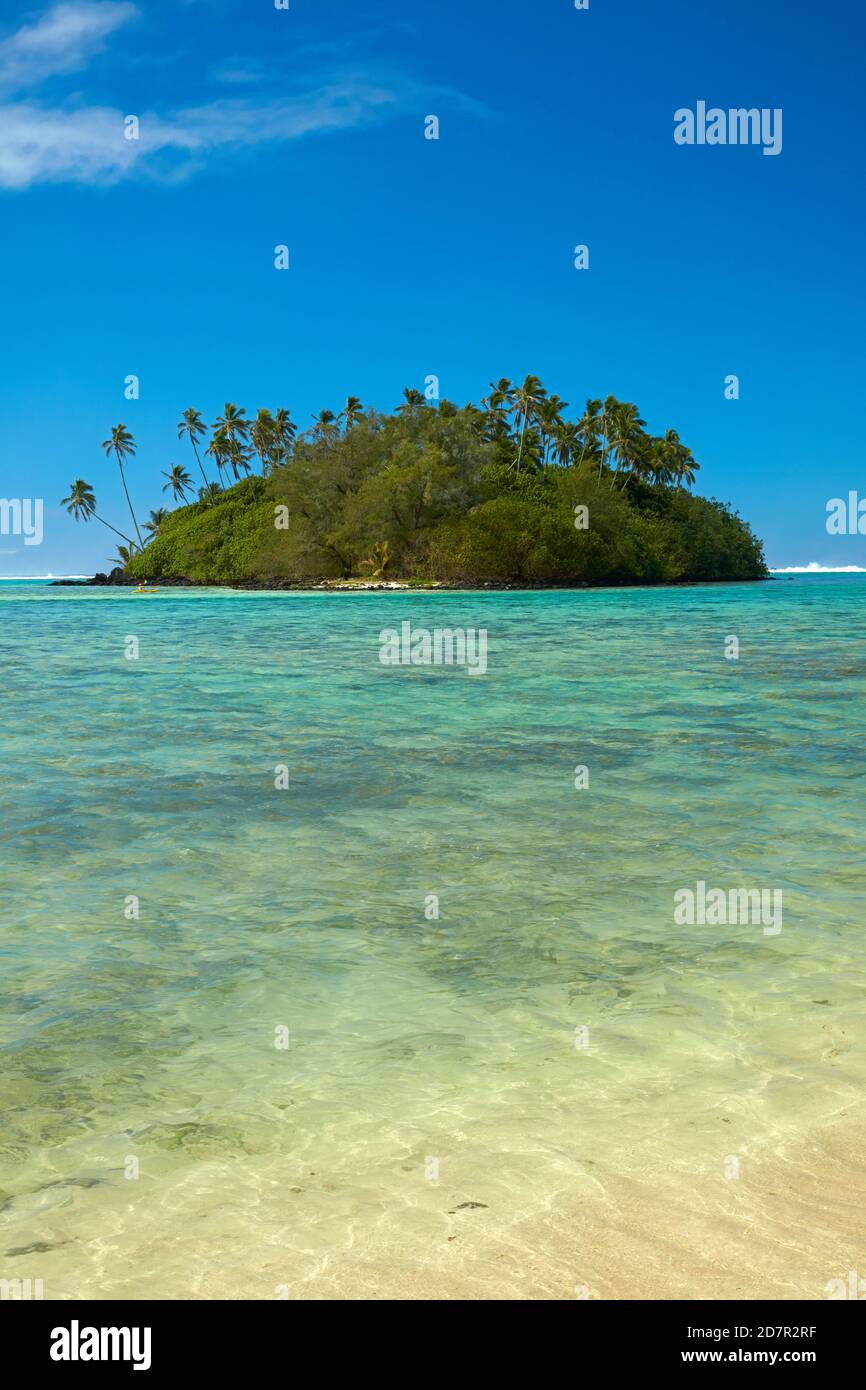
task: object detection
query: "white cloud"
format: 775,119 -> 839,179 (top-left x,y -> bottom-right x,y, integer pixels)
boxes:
0,82 -> 403,188
0,1 -> 137,92
0,101 -> 135,187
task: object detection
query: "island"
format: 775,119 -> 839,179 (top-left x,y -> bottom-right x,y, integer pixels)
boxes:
59,379 -> 768,588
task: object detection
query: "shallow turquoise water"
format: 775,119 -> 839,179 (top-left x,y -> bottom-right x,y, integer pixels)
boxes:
1,576 -> 864,1298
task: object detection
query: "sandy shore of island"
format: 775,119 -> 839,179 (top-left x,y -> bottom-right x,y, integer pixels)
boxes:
5,1103 -> 863,1302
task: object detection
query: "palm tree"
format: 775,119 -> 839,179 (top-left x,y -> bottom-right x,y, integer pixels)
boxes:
462,401 -> 489,441
640,436 -> 665,486
537,395 -> 568,465
651,430 -> 679,486
610,402 -> 646,487
597,395 -> 620,483
649,429 -> 698,488
162,464 -> 193,502
198,482 -> 222,504
577,399 -> 602,470
251,409 -> 276,475
620,433 -> 656,489
272,408 -> 296,468
672,437 -> 699,489
396,388 -> 425,416
206,428 -> 230,487
177,408 -> 212,495
108,544 -> 137,569
510,374 -> 546,472
225,437 -> 253,481
312,409 -> 338,438
213,403 -> 250,452
552,419 -> 580,468
101,423 -> 143,549
144,507 -> 169,537
339,396 -> 365,435
481,379 -> 513,441
61,479 -> 136,549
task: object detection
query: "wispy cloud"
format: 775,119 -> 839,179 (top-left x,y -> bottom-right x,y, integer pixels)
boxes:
0,2 -> 480,190
0,81 -> 406,189
0,0 -> 137,93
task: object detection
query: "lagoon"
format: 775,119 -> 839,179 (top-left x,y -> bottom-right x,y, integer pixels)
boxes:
1,574 -> 864,1299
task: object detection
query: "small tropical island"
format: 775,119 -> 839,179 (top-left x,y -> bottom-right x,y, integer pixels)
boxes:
61,377 -> 767,587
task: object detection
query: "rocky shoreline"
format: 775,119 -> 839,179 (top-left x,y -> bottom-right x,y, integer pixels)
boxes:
53,569 -> 188,587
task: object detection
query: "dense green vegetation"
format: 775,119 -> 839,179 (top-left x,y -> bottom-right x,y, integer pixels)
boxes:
62,379 -> 768,586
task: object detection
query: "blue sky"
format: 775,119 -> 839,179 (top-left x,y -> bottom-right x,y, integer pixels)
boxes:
1,0 -> 864,574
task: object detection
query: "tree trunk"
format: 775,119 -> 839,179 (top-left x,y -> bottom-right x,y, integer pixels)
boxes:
118,459 -> 144,548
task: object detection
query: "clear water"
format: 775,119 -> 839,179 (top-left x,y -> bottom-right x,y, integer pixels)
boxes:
1,576 -> 864,1300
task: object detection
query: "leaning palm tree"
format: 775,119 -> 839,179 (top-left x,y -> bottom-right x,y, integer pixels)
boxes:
101,423 -> 143,549
61,479 -> 136,549
177,408 -> 212,495
339,396 -> 365,435
144,508 -> 169,537
162,464 -> 193,502
510,374 -> 546,472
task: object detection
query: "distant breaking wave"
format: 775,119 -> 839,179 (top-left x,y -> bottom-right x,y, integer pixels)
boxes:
770,563 -> 866,574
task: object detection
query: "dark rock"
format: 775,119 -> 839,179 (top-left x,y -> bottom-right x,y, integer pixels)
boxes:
51,567 -> 133,587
